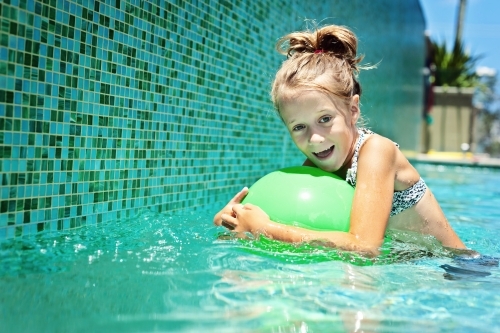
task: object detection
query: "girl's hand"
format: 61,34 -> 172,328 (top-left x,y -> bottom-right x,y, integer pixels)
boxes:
219,203 -> 270,234
213,187 -> 249,227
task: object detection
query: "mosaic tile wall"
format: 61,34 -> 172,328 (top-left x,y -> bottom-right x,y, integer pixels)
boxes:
0,0 -> 425,239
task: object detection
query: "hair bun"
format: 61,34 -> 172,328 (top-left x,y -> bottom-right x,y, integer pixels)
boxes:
318,31 -> 351,56
276,25 -> 363,74
316,26 -> 361,73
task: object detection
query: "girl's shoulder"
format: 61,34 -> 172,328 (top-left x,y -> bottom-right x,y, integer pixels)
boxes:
360,131 -> 398,150
346,129 -> 399,186
358,132 -> 399,164
358,128 -> 399,147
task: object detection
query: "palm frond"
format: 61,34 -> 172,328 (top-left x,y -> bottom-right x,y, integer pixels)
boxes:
431,39 -> 481,87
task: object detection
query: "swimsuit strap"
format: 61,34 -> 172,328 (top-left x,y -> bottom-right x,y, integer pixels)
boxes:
345,128 -> 374,186
390,177 -> 427,216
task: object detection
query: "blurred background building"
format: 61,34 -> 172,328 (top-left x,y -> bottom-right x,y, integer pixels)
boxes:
421,0 -> 500,157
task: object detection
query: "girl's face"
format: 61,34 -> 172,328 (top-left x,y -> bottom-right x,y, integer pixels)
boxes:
279,90 -> 360,174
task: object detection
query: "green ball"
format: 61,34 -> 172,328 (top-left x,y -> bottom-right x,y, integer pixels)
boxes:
241,166 -> 354,232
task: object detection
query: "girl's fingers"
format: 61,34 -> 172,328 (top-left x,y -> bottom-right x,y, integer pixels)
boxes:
220,214 -> 237,230
232,203 -> 246,214
242,203 -> 255,209
230,187 -> 249,204
221,220 -> 235,230
233,203 -> 256,213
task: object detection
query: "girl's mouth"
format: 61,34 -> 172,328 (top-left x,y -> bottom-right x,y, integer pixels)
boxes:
313,145 -> 334,159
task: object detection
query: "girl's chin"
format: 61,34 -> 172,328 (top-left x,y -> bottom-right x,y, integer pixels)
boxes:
320,166 -> 340,173
312,160 -> 341,173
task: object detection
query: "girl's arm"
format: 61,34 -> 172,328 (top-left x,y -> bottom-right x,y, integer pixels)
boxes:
347,135 -> 397,249
221,203 -> 380,255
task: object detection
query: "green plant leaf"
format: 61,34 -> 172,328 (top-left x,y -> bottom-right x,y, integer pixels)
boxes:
431,39 -> 481,87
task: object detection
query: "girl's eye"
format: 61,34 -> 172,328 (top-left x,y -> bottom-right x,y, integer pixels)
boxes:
292,124 -> 305,131
319,116 -> 332,123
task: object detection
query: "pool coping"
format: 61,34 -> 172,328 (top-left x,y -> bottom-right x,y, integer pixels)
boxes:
406,153 -> 500,169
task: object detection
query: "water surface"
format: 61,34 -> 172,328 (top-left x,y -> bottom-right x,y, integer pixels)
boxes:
1,164 -> 499,333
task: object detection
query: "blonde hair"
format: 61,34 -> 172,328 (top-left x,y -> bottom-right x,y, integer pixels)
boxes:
271,25 -> 364,112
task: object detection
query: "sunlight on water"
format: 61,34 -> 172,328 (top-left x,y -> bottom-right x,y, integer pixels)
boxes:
1,164 -> 500,333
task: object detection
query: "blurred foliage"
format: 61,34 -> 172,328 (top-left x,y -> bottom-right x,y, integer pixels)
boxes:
474,73 -> 497,110
471,58 -> 500,157
431,39 -> 480,87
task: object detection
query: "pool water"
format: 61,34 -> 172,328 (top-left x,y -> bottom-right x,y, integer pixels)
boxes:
1,164 -> 499,333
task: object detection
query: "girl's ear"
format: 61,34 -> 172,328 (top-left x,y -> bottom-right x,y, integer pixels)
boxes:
350,94 -> 360,125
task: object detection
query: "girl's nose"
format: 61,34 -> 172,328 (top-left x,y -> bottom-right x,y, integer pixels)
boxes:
309,133 -> 325,144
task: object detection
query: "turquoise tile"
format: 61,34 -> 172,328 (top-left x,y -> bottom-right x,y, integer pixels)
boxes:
0,0 -> 425,239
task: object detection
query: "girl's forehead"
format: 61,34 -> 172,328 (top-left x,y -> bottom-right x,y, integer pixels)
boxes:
279,89 -> 347,111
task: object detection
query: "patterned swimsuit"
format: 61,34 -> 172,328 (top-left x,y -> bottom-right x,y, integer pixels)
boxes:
345,128 -> 427,217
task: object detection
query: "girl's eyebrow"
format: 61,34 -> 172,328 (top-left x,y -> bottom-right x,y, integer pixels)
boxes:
286,108 -> 332,125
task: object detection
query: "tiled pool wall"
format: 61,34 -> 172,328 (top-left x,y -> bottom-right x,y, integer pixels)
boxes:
0,0 -> 425,239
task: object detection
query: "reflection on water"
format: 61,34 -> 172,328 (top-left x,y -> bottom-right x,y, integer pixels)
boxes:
0,164 -> 500,332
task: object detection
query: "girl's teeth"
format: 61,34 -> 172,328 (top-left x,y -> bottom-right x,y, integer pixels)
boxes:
314,146 -> 334,158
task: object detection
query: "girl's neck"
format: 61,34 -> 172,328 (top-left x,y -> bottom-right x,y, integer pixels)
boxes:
334,128 -> 359,179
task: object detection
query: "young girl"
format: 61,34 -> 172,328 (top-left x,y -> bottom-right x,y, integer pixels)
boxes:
213,24 -> 468,256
